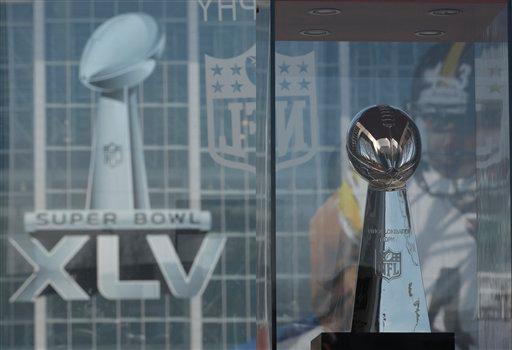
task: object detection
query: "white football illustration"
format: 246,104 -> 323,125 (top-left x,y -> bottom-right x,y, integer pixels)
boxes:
80,13 -> 165,92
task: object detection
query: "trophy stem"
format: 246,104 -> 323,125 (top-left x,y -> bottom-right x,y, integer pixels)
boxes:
86,88 -> 149,210
128,88 -> 150,209
351,188 -> 431,333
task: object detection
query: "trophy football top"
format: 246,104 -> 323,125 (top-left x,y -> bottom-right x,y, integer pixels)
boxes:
79,13 -> 165,92
346,105 -> 421,190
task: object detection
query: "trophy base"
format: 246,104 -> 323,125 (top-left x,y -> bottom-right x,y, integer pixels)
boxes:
311,332 -> 454,350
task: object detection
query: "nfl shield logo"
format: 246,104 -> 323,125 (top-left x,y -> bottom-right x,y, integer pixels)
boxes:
382,249 -> 401,281
103,142 -> 123,168
205,45 -> 318,172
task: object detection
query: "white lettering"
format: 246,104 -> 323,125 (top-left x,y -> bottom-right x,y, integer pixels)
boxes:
218,0 -> 237,21
276,100 -> 307,157
220,102 -> 244,156
219,102 -> 256,157
135,213 -> 146,225
198,0 -> 213,21
239,0 -> 256,20
9,237 -> 90,302
97,235 -> 160,300
147,234 -> 226,298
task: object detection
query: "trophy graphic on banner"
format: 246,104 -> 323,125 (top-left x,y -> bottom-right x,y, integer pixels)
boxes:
311,105 -> 453,349
11,13 -> 225,303
79,12 -> 164,210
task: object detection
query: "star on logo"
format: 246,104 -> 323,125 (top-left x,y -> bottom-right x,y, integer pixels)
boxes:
298,78 -> 310,90
278,62 -> 290,74
279,79 -> 291,91
212,81 -> 223,93
298,62 -> 308,73
211,64 -> 223,76
230,64 -> 242,75
231,80 -> 243,92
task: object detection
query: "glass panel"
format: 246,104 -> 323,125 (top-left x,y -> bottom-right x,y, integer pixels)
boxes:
474,11 -> 512,349
255,1 -> 273,349
2,1 -> 511,349
273,2 -> 511,350
1,1 -> 259,349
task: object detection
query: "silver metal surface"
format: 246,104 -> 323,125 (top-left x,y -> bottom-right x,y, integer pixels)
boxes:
347,105 -> 430,332
347,105 -> 420,191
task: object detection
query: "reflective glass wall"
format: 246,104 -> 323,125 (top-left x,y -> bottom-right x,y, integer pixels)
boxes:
271,5 -> 511,350
1,1 -> 511,350
1,1 -> 259,349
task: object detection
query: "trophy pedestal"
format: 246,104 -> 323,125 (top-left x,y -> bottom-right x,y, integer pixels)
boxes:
311,332 -> 454,350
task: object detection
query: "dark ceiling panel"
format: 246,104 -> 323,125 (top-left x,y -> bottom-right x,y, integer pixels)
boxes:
275,1 -> 507,42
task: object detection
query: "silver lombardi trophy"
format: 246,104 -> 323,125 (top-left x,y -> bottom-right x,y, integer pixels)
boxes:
347,105 -> 430,332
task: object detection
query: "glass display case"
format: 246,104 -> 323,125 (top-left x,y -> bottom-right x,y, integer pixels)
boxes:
0,0 -> 511,349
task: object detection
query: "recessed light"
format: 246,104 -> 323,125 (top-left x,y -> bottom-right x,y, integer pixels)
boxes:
429,8 -> 462,16
309,8 -> 341,16
414,30 -> 446,37
299,29 -> 331,36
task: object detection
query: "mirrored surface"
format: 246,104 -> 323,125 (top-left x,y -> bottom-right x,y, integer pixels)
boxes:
273,6 -> 511,350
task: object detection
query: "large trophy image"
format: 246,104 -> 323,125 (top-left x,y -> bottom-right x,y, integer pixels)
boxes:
79,12 -> 165,209
10,13 -> 223,303
346,105 -> 430,332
